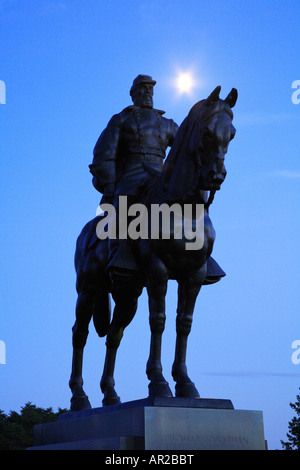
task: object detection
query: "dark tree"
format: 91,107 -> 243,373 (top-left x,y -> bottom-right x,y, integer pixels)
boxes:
0,402 -> 68,450
281,388 -> 300,450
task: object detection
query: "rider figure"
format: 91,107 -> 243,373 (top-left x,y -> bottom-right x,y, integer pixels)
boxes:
89,75 -> 179,273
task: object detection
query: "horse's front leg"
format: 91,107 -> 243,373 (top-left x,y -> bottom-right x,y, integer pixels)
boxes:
172,266 -> 206,398
146,260 -> 173,398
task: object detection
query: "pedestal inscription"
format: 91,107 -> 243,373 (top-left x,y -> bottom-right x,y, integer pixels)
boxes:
144,407 -> 265,450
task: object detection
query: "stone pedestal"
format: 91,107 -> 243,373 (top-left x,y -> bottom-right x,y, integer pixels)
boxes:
29,397 -> 266,450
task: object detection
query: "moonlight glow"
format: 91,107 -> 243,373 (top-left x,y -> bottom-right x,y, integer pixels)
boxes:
176,72 -> 195,94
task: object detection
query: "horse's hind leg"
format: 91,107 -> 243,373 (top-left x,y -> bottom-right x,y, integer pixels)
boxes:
100,302 -> 139,406
100,272 -> 142,406
172,267 -> 206,398
69,290 -> 93,411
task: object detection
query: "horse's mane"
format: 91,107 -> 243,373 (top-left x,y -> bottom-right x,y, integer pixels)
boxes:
160,101 -> 204,191
140,106 -> 202,205
162,98 -> 234,188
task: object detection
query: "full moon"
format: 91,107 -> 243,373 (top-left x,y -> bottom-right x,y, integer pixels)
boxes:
176,72 -> 195,94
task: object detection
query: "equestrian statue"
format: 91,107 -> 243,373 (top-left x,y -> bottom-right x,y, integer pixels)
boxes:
69,75 -> 237,410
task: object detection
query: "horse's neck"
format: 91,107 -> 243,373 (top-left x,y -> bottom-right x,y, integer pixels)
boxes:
149,110 -> 210,205
160,154 -> 189,196
159,147 -> 208,205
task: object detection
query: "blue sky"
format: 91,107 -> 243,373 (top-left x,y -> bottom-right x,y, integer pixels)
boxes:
1,0 -> 300,450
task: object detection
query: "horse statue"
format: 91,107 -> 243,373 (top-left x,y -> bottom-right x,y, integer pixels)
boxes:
69,86 -> 237,410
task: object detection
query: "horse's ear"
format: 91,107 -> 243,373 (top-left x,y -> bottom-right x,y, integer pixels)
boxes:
206,86 -> 221,104
225,88 -> 238,108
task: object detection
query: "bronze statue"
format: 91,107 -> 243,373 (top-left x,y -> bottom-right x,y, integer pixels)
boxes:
89,75 -> 178,274
69,77 -> 237,410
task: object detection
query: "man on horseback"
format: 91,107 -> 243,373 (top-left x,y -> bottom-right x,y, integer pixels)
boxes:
69,84 -> 236,409
89,74 -> 179,276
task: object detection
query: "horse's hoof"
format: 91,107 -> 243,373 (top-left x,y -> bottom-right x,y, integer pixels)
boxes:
102,387 -> 121,406
102,395 -> 121,406
175,381 -> 200,399
148,380 -> 173,398
70,394 -> 92,411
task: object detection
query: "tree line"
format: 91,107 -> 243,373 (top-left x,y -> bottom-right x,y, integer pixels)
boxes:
0,402 -> 68,450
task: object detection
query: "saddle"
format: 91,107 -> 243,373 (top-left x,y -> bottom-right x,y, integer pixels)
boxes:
88,214 -> 225,285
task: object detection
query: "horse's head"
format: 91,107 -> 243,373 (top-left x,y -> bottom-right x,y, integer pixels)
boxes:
161,86 -> 237,202
188,86 -> 237,191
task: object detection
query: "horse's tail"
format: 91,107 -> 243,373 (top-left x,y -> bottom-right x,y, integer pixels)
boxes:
74,216 -> 111,338
92,291 -> 111,338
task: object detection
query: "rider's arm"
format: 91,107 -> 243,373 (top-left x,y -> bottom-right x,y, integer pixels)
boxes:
89,113 -> 123,196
